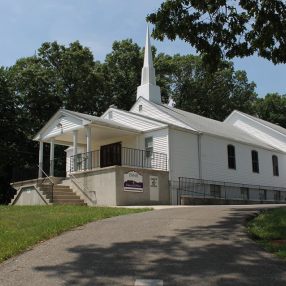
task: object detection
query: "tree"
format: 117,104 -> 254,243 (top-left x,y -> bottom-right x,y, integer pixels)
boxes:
103,39 -> 142,110
0,67 -> 23,203
147,0 -> 286,69
255,93 -> 286,128
170,55 -> 257,120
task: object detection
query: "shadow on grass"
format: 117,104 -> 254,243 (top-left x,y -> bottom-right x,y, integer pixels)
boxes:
34,207 -> 286,286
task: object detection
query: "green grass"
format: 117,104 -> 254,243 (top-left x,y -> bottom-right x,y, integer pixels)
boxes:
248,207 -> 286,258
0,205 -> 150,263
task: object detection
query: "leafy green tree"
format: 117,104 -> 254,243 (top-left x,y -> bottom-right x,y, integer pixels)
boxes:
170,55 -> 257,120
103,39 -> 142,110
147,0 -> 286,69
0,67 -> 23,203
255,93 -> 286,128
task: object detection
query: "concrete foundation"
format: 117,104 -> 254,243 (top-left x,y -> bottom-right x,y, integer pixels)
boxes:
67,166 -> 169,206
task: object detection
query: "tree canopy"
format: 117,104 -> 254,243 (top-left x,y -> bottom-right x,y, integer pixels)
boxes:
0,38 -> 284,204
147,0 -> 286,69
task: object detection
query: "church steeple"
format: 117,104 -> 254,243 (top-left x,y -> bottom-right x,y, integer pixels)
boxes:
136,25 -> 161,104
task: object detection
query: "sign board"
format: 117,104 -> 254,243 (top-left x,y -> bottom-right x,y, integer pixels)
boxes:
150,176 -> 159,201
124,171 -> 143,192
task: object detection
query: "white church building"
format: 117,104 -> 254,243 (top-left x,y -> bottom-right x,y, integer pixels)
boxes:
11,27 -> 286,206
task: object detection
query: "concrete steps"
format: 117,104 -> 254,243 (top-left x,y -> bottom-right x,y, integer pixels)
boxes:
42,184 -> 86,205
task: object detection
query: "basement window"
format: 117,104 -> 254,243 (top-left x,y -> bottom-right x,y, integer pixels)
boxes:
240,187 -> 249,200
210,185 -> 221,198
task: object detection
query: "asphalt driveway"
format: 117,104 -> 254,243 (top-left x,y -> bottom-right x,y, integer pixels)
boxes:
0,205 -> 286,286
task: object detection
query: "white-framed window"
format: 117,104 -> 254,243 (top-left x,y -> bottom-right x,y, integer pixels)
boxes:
139,104 -> 143,112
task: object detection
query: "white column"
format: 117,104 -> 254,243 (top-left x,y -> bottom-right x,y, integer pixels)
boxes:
49,138 -> 55,177
73,130 -> 78,171
86,126 -> 92,169
38,141 -> 44,178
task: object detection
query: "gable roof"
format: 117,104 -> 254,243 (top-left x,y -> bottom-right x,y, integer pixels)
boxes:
226,110 -> 286,137
34,109 -> 141,140
140,99 -> 277,151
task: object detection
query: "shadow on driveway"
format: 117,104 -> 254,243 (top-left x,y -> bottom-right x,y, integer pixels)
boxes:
34,207 -> 286,286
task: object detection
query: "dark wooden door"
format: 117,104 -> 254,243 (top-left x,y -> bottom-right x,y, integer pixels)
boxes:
100,142 -> 122,168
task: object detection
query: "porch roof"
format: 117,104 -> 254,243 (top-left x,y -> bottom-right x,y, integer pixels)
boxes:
33,109 -> 142,145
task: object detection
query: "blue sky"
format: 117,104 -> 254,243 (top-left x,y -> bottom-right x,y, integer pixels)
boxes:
1,0 -> 285,97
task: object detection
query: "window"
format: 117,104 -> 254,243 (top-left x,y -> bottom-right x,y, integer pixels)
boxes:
210,185 -> 221,198
108,111 -> 113,120
240,187 -> 249,200
272,155 -> 279,176
259,189 -> 267,201
139,104 -> 143,111
145,137 -> 153,158
274,191 -> 281,201
251,150 -> 259,173
227,145 -> 236,169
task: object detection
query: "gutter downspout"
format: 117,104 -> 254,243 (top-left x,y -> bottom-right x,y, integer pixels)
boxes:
197,133 -> 202,180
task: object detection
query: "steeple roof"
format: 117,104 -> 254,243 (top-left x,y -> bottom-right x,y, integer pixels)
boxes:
137,25 -> 161,104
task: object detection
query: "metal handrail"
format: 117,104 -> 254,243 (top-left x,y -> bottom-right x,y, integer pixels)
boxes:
69,173 -> 96,204
178,176 -> 286,203
37,164 -> 54,202
70,147 -> 168,172
179,177 -> 286,192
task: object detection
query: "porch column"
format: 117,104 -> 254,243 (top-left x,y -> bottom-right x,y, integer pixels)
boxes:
73,130 -> 78,171
86,126 -> 92,169
49,138 -> 55,177
38,141 -> 44,178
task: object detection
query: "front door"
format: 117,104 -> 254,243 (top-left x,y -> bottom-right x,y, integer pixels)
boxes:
100,142 -> 122,168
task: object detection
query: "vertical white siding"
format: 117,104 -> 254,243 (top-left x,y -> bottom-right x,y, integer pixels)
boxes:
168,129 -> 199,181
200,134 -> 286,188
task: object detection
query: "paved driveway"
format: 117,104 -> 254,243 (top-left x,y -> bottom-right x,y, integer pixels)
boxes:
1,205 -> 286,286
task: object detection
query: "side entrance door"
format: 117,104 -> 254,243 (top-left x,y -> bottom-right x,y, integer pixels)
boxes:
100,142 -> 122,168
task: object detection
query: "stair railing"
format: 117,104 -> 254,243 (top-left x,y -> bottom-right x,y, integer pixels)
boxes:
37,165 -> 54,203
69,173 -> 97,205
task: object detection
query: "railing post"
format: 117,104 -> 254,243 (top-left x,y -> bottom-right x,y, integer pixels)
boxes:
38,141 -> 44,178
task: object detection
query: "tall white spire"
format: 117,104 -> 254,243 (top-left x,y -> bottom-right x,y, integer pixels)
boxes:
137,25 -> 161,104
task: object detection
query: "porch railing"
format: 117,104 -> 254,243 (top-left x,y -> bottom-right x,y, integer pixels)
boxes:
69,147 -> 168,172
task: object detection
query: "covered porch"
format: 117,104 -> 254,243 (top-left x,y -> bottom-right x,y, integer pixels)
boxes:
34,109 -> 167,179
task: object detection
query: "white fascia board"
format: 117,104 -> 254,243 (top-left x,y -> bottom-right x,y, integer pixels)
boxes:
88,122 -> 142,134
33,109 -> 91,141
133,96 -> 198,132
110,108 -> 167,127
226,110 -> 286,138
201,130 -> 284,154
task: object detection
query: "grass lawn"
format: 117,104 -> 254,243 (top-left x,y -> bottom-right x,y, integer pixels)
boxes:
0,205 -> 150,263
248,207 -> 286,258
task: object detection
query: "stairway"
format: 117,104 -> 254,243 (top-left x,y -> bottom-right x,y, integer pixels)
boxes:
41,184 -> 86,205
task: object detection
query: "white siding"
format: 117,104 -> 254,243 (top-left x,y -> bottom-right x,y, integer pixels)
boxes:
168,129 -> 199,181
200,134 -> 286,188
226,112 -> 286,152
42,116 -> 83,140
102,109 -> 165,131
131,98 -> 192,130
93,135 -> 139,150
144,128 -> 169,170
